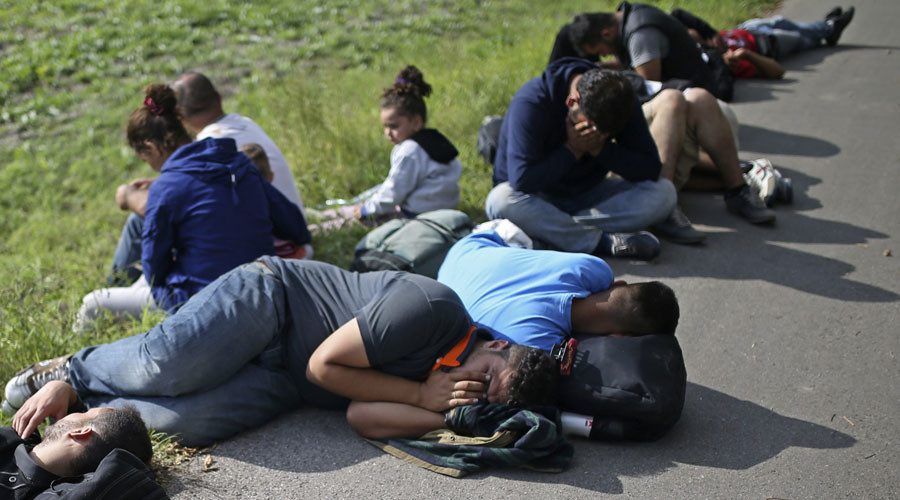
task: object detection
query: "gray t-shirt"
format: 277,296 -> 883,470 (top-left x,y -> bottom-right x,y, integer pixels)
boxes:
627,26 -> 670,69
259,257 -> 477,408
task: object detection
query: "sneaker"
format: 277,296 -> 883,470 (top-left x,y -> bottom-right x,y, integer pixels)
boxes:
3,354 -> 72,415
743,159 -> 793,206
743,159 -> 778,207
826,6 -> 855,46
651,207 -> 706,244
596,231 -> 661,260
770,167 -> 793,205
725,185 -> 776,224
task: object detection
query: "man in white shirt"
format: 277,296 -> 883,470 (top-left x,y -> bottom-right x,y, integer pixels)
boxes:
172,71 -> 304,212
109,72 -> 309,285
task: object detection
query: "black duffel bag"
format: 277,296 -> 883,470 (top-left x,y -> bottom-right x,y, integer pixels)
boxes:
557,334 -> 687,441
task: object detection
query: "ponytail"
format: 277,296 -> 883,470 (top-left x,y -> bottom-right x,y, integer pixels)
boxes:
380,65 -> 432,124
126,83 -> 191,154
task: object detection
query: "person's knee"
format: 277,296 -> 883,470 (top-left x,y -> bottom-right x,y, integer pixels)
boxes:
655,178 -> 678,209
485,183 -> 517,219
684,88 -> 720,115
642,178 -> 678,215
652,89 -> 688,115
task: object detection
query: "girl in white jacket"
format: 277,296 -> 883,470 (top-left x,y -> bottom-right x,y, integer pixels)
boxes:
314,66 -> 462,230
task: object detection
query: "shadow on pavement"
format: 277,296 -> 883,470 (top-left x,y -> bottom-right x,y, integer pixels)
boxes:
731,44 -> 898,103
492,383 -> 855,494
212,408 -> 376,471
738,124 -> 841,157
625,192 -> 897,302
782,44 -> 900,72
732,77 -> 797,103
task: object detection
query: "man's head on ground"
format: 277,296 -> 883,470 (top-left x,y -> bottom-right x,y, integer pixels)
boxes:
454,339 -> 558,406
566,69 -> 635,137
127,83 -> 192,171
380,65 -> 431,145
568,12 -> 620,58
172,71 -> 224,133
572,281 -> 679,337
239,143 -> 273,182
33,405 -> 152,477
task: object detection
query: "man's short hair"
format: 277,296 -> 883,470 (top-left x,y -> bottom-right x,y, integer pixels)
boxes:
575,69 -> 635,136
173,71 -> 220,118
69,406 -> 153,475
505,345 -> 558,407
620,281 -> 680,336
568,13 -> 617,53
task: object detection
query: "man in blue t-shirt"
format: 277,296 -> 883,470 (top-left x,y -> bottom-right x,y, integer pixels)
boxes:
438,231 -> 679,351
4,258 -> 557,447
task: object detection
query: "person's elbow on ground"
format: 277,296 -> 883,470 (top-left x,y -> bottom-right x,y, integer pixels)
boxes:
346,401 -> 384,439
345,401 -> 446,440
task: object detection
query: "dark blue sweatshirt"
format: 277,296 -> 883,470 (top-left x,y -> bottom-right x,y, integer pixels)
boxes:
493,58 -> 661,213
142,137 -> 311,311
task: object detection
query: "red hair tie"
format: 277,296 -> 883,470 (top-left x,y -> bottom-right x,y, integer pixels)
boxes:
143,97 -> 164,115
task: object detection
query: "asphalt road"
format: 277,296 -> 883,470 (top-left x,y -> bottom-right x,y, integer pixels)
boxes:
168,0 -> 900,498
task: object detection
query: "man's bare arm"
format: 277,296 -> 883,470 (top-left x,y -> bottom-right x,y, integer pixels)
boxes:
634,58 -> 663,82
741,49 -> 785,79
306,318 -> 487,412
346,401 -> 446,439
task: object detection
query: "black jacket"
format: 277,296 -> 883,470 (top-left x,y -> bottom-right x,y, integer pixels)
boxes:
617,2 -> 715,93
0,428 -> 168,500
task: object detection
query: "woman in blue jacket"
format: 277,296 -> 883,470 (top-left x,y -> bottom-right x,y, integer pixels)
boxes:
75,83 -> 311,330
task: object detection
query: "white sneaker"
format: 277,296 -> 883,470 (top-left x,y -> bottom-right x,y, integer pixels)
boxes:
742,158 -> 793,206
743,159 -> 778,207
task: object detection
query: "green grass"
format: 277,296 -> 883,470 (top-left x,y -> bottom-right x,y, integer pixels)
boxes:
0,0 -> 776,431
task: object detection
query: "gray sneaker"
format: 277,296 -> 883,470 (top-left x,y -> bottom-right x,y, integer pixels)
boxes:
3,354 -> 72,415
651,207 -> 706,244
596,231 -> 661,260
725,185 -> 776,224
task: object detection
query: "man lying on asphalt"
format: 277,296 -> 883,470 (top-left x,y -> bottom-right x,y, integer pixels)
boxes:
3,257 -> 557,446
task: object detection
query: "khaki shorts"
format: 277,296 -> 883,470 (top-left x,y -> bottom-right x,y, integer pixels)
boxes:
642,97 -> 740,190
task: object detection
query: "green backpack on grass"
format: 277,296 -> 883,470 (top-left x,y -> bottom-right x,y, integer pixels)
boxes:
349,209 -> 474,278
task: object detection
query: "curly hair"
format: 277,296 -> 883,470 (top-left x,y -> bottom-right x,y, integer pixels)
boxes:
505,345 -> 558,407
126,83 -> 192,155
575,69 -> 635,135
380,65 -> 432,124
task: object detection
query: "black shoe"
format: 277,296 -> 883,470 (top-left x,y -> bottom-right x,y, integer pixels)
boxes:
725,185 -> 776,224
824,6 -> 842,20
651,207 -> 706,244
596,231 -> 661,260
826,7 -> 855,46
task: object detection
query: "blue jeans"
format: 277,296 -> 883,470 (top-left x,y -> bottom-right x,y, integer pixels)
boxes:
107,213 -> 144,286
739,16 -> 832,59
69,261 -> 303,446
485,179 -> 676,253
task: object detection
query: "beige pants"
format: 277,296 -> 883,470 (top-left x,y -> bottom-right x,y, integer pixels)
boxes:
642,96 -> 740,190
